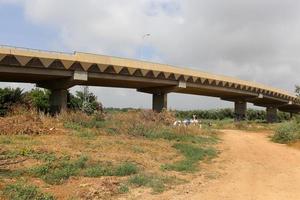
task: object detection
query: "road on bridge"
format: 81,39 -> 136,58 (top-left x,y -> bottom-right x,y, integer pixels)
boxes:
137,130 -> 300,200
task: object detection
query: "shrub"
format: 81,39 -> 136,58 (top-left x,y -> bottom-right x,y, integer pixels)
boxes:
83,165 -> 113,177
272,121 -> 300,143
24,88 -> 50,113
0,87 -> 23,116
115,162 -> 138,176
68,90 -> 102,115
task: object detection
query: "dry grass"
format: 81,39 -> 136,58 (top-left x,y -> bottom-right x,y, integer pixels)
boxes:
0,108 -> 218,199
0,106 -> 62,136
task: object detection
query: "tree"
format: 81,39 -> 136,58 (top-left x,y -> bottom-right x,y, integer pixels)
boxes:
69,90 -> 102,115
295,85 -> 300,97
24,88 -> 50,113
0,87 -> 23,116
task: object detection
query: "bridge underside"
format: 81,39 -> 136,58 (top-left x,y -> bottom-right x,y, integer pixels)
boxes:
0,47 -> 299,123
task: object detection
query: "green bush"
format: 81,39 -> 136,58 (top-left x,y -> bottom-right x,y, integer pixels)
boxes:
24,88 -> 50,113
115,162 -> 138,176
272,121 -> 300,143
68,91 -> 102,115
0,87 -> 23,116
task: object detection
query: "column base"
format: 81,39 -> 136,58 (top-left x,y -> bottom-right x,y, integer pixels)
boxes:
266,107 -> 278,123
234,101 -> 247,121
152,93 -> 167,112
49,89 -> 68,115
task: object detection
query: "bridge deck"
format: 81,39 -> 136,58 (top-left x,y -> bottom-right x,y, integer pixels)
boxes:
0,45 -> 299,113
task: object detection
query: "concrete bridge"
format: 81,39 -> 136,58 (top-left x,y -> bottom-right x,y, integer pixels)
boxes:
0,45 -> 299,122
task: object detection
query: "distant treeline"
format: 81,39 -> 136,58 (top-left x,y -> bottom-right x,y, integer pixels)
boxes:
104,107 -> 291,121
0,87 -> 293,121
0,87 -> 102,116
175,108 -> 291,121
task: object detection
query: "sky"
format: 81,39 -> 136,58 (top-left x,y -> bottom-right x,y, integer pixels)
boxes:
0,0 -> 299,110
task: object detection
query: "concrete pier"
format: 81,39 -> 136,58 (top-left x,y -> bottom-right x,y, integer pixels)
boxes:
152,93 -> 167,112
234,101 -> 247,121
49,89 -> 68,115
266,107 -> 278,123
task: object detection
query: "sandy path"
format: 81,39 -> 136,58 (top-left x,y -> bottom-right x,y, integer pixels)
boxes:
140,130 -> 300,200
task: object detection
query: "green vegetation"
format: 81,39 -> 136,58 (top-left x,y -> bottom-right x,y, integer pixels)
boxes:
272,121 -> 300,143
68,90 -> 102,115
0,87 -> 102,116
30,155 -> 88,185
29,155 -> 138,185
4,148 -> 57,162
176,108 -> 291,121
83,162 -> 138,177
2,182 -> 54,200
0,87 -> 23,116
128,174 -> 185,193
0,99 -> 219,198
118,184 -> 130,194
24,88 -> 50,113
162,143 -> 217,172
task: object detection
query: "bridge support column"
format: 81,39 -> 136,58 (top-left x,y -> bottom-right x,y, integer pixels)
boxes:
266,107 -> 278,123
152,93 -> 167,112
49,89 -> 68,115
234,101 -> 247,121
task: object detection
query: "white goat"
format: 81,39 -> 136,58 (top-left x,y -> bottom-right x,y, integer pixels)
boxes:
173,115 -> 202,128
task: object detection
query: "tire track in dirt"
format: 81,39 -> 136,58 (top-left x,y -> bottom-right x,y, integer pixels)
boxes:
138,130 -> 300,200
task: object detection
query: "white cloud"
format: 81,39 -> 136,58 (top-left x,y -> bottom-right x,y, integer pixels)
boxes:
2,0 -> 300,109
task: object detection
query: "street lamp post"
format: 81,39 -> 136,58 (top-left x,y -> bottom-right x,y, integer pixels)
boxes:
140,33 -> 151,59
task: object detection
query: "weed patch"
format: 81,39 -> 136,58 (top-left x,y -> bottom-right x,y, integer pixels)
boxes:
272,121 -> 300,143
2,182 -> 55,200
115,162 -> 138,176
30,156 -> 88,185
83,162 -> 138,177
129,174 -> 182,193
2,148 -> 56,162
162,143 -> 217,172
118,184 -> 129,194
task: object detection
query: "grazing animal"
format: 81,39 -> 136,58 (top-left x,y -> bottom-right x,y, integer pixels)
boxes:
173,115 -> 202,128
173,120 -> 182,127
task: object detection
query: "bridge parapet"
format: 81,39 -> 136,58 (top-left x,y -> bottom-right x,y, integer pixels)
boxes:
0,45 -> 299,116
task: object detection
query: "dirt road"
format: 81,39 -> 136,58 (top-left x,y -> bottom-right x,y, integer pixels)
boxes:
141,130 -> 300,200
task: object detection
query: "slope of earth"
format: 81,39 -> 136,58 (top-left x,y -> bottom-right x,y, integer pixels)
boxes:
143,129 -> 300,200
0,110 -> 219,200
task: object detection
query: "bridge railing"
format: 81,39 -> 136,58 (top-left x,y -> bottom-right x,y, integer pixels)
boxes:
0,44 -> 74,55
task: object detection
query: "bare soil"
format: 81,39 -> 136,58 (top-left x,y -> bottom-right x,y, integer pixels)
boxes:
140,130 -> 300,200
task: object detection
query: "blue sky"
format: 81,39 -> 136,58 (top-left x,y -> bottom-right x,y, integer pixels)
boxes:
0,3 -> 57,50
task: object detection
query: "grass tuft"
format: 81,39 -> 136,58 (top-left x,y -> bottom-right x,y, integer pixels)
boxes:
128,174 -> 182,193
162,143 -> 217,172
30,155 -> 88,185
2,182 -> 55,200
115,162 -> 138,176
83,162 -> 138,177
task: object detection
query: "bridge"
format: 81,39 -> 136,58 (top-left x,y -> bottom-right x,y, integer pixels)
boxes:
0,45 -> 299,122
